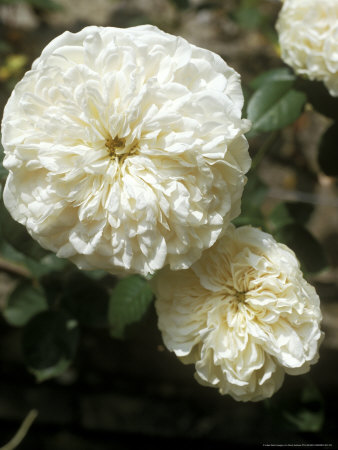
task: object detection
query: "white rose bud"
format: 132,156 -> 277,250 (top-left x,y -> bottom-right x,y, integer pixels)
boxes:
154,225 -> 323,402
1,25 -> 251,276
276,0 -> 338,97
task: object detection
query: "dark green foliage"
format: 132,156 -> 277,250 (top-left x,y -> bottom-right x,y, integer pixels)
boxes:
318,123 -> 338,177
22,310 -> 79,374
0,238 -> 68,278
60,272 -> 110,328
233,173 -> 268,228
249,68 -> 296,91
283,383 -> 324,433
266,379 -> 324,433
3,281 -> 48,326
108,275 -> 154,339
247,80 -> 306,133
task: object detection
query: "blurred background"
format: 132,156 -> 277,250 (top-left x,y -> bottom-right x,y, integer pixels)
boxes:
0,0 -> 337,448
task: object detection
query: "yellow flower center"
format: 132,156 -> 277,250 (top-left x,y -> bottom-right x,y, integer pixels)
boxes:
105,135 -> 126,157
235,291 -> 246,302
105,135 -> 139,162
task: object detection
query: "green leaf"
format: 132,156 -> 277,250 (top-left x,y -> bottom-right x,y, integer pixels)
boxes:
283,408 -> 324,433
3,282 -> 48,326
283,382 -> 324,432
0,238 -> 68,278
39,253 -> 69,272
0,240 -> 43,277
318,123 -> 338,177
108,275 -> 153,339
250,68 -> 296,91
247,80 -> 306,133
82,269 -> 107,280
22,310 -> 79,371
274,223 -> 328,274
60,272 -> 109,328
266,378 -> 324,433
29,358 -> 71,383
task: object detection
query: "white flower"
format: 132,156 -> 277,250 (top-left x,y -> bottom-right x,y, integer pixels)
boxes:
154,225 -> 323,402
1,25 -> 251,276
276,0 -> 338,97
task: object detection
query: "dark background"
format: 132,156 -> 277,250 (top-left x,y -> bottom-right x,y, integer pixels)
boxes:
0,0 -> 337,448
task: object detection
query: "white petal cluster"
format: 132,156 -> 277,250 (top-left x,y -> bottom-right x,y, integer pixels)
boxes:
276,0 -> 338,97
1,25 -> 251,276
154,225 -> 323,402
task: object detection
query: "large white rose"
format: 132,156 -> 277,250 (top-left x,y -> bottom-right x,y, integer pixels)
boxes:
1,25 -> 250,276
276,0 -> 338,97
154,225 -> 323,402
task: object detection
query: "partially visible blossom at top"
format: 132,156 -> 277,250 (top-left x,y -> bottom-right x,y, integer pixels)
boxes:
1,25 -> 251,276
154,225 -> 323,402
276,0 -> 338,97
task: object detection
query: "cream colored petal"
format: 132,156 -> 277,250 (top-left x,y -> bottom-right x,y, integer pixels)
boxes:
276,0 -> 338,97
154,226 -> 323,402
1,25 -> 250,276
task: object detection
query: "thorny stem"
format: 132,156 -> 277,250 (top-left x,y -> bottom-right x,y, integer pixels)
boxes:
0,410 -> 38,450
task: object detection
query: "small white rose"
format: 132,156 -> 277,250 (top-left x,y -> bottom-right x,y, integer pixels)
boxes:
1,25 -> 251,276
154,225 -> 323,402
276,0 -> 338,97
